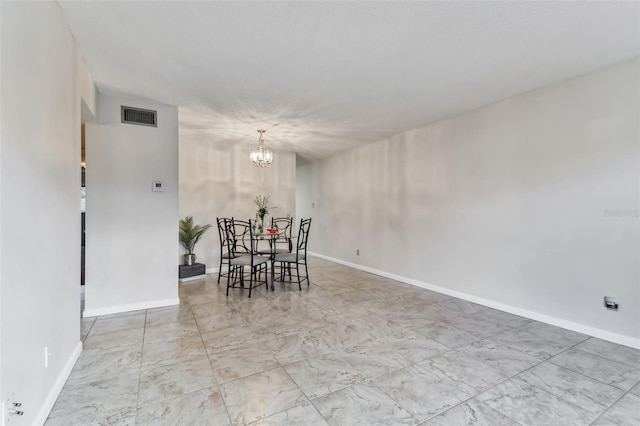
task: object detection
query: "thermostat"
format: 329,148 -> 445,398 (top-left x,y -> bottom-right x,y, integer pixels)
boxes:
152,181 -> 165,192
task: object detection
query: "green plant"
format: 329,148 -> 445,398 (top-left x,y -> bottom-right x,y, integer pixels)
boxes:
179,216 -> 212,254
253,195 -> 276,220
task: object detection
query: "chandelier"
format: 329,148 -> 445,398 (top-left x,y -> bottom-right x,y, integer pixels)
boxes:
249,129 -> 273,168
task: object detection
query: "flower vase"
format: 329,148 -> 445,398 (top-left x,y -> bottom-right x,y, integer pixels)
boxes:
258,217 -> 265,234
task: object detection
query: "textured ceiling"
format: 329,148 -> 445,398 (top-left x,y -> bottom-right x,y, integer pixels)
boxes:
58,1 -> 639,163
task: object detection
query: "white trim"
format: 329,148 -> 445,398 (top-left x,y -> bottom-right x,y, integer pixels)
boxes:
82,298 -> 179,318
308,252 -> 640,349
179,274 -> 206,283
206,267 -> 220,274
33,341 -> 82,426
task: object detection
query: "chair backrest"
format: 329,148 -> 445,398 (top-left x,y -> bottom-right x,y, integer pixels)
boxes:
295,218 -> 312,257
230,219 -> 256,256
217,217 -> 234,254
272,216 -> 293,252
272,217 -> 293,236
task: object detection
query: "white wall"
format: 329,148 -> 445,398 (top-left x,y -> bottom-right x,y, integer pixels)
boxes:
180,138 -> 296,272
77,56 -> 97,120
302,58 -> 640,347
1,2 -> 91,424
296,163 -> 314,225
84,94 -> 179,316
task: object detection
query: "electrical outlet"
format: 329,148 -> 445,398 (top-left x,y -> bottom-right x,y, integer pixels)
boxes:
604,296 -> 619,311
3,392 -> 23,424
356,249 -> 360,256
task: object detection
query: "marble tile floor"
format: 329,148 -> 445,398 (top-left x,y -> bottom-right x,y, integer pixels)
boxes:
48,257 -> 640,425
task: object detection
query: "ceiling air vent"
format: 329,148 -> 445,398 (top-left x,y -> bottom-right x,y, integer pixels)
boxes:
121,106 -> 157,127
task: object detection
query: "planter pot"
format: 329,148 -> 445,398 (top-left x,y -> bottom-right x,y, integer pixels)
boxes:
183,254 -> 197,266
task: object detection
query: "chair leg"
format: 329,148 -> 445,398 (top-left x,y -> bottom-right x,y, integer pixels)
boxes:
262,263 -> 270,291
296,262 -> 302,290
226,265 -> 232,296
238,266 -> 244,287
305,262 -> 310,285
270,259 -> 275,291
220,259 -> 234,284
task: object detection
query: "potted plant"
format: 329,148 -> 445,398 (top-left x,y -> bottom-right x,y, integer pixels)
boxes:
179,216 -> 212,266
253,195 -> 276,233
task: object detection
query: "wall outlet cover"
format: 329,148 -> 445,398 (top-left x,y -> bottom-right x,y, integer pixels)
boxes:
604,296 -> 619,311
151,181 -> 164,192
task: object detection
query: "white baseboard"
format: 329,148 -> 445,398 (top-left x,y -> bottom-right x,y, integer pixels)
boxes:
308,252 -> 640,349
34,341 -> 82,426
82,298 -> 179,318
179,274 -> 206,283
206,267 -> 220,274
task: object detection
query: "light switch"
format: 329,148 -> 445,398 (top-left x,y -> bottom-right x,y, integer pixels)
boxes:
152,181 -> 164,192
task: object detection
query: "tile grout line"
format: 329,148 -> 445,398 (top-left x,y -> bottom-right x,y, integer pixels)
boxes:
194,296 -> 235,425
133,309 -> 148,423
546,344 -> 640,391
52,260 -> 640,425
489,336 -> 618,423
384,313 -> 586,424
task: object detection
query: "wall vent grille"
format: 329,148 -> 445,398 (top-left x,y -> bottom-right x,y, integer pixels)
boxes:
121,106 -> 157,127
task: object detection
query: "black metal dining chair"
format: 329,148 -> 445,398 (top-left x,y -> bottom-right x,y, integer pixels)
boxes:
272,218 -> 311,290
257,216 -> 293,257
226,219 -> 269,298
216,217 -> 235,283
